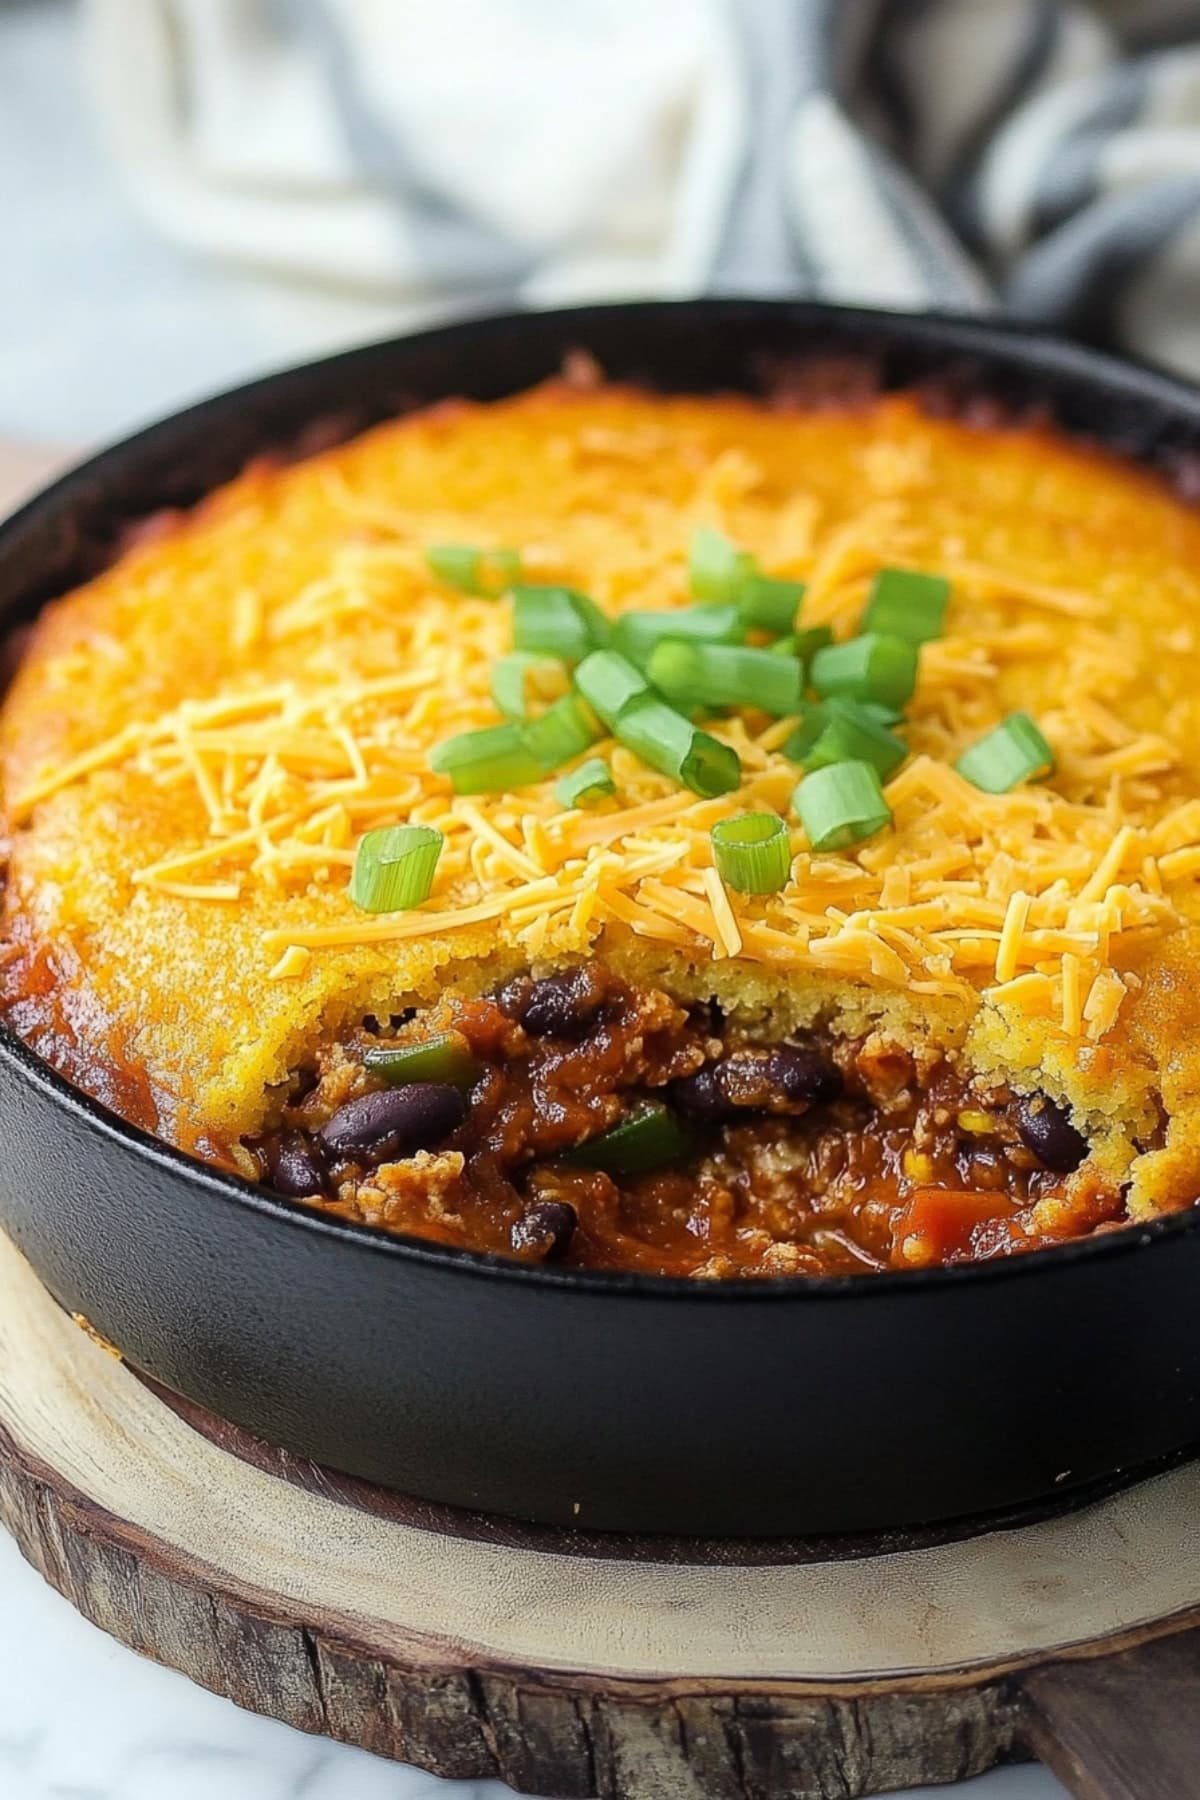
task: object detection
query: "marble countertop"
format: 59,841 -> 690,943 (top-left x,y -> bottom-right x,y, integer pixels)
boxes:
0,6 -> 1070,1796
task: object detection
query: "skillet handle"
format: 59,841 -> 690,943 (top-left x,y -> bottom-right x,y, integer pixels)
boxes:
1017,1626 -> 1200,1799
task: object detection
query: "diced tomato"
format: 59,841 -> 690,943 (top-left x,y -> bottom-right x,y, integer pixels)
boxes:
893,1187 -> 1017,1267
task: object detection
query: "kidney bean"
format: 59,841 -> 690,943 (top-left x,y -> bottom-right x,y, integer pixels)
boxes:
319,1084 -> 466,1164
674,1046 -> 843,1120
269,1130 -> 327,1197
670,1065 -> 741,1123
501,964 -> 608,1038
762,1046 -> 843,1106
511,1199 -> 577,1260
1016,1093 -> 1088,1173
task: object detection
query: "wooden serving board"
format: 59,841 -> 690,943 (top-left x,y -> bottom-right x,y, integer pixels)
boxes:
0,1231 -> 1197,1800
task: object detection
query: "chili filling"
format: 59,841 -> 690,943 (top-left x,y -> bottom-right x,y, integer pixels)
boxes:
238,962 -> 1125,1277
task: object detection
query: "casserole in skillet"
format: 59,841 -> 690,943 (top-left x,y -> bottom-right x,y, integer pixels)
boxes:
3,302 -> 1200,1533
5,369 -> 1199,1277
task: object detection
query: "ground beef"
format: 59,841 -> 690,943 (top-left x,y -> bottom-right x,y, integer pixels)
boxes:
240,963 -> 1125,1278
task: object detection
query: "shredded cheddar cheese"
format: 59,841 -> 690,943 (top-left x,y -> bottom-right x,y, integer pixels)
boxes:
268,944 -> 312,982
9,680 -> 1180,1020
6,379 -> 1200,1216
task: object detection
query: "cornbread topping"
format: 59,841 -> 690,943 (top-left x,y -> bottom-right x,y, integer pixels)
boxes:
5,376 -> 1200,1274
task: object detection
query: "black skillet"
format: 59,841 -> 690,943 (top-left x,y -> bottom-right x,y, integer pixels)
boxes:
1,299 -> 1199,1539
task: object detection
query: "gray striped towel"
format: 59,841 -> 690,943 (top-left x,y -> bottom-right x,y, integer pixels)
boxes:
83,0 -> 1200,377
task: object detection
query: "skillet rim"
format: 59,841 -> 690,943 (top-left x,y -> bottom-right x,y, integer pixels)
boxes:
1,293 -> 1196,1303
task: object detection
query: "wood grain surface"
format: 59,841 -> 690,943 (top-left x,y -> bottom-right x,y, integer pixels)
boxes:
0,1423 -> 1024,1798
1023,1629 -> 1200,1800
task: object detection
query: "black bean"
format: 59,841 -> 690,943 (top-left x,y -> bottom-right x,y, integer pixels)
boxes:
670,1065 -> 741,1123
674,1046 -> 842,1119
509,965 -> 608,1038
511,1200 -> 577,1260
319,1083 -> 466,1164
270,1131 -> 327,1197
1016,1093 -> 1088,1173
495,974 -> 532,1020
762,1046 -> 843,1106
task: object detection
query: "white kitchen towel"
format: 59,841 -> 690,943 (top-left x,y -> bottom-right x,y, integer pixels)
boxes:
80,0 -> 1200,375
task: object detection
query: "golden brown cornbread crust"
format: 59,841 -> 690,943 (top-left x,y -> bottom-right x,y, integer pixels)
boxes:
3,381 -> 1200,1219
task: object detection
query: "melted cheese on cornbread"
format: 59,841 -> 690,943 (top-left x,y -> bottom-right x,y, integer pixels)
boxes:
5,382 -> 1200,1214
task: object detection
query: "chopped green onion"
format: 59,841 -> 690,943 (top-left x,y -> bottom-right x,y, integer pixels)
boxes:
862,566 -> 950,644
430,722 -> 544,794
770,624 -> 835,666
955,712 -> 1055,793
577,649 -> 743,794
800,699 -> 908,780
556,756 -> 616,808
793,761 -> 892,852
523,693 -> 601,770
615,696 -> 741,797
427,544 -> 521,596
811,632 -> 919,709
364,1031 -> 480,1090
687,527 -> 806,633
432,697 -> 598,794
511,586 -> 610,664
784,698 -> 903,766
349,824 -> 443,912
782,703 -> 831,764
737,575 -> 806,635
568,1100 -> 693,1176
711,812 -> 792,894
490,652 -> 563,720
646,640 -> 804,718
688,526 -> 756,603
574,649 -> 651,725
613,603 -> 743,665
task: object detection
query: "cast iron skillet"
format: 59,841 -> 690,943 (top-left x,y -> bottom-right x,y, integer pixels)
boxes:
2,299 -> 1200,1539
